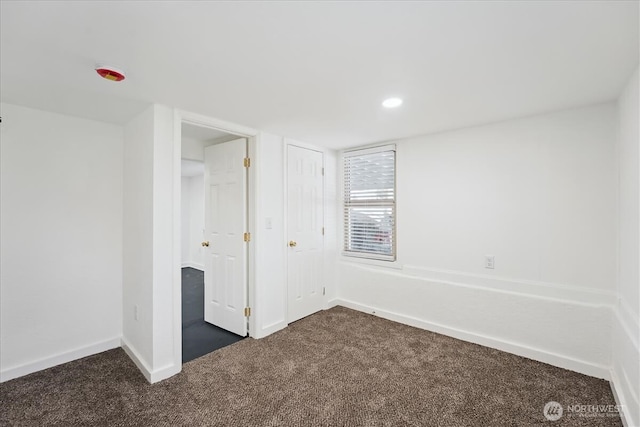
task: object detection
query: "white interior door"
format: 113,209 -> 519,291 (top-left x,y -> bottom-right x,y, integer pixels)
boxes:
203,138 -> 247,336
287,145 -> 324,323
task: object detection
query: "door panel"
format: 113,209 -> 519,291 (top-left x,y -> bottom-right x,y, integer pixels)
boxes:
203,138 -> 247,336
287,145 -> 324,323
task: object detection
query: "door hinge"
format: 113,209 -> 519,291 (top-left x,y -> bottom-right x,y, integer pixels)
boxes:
322,167 -> 324,176
322,227 -> 325,236
243,157 -> 251,168
323,287 -> 326,296
243,232 -> 251,242
244,307 -> 251,317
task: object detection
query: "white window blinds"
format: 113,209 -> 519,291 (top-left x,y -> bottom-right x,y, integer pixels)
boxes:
343,145 -> 396,261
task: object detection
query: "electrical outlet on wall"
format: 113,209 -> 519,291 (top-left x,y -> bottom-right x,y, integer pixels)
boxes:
485,255 -> 495,269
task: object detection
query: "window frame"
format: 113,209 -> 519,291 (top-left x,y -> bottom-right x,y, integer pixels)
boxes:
342,144 -> 397,262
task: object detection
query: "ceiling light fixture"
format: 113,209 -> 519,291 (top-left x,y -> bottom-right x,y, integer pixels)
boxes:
95,65 -> 126,82
382,97 -> 403,108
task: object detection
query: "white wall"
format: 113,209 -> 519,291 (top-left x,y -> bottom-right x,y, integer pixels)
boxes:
337,103 -> 618,379
252,133 -> 287,337
0,103 -> 123,381
613,66 -> 639,427
122,104 -> 179,383
181,174 -> 204,270
122,106 -> 155,375
151,104 -> 177,379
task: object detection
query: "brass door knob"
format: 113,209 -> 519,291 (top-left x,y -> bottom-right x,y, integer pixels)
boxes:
201,241 -> 210,247
289,240 -> 297,247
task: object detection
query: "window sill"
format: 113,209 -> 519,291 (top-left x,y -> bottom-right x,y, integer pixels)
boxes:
340,254 -> 403,270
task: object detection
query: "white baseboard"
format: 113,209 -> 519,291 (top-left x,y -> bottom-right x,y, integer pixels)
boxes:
334,298 -> 611,380
610,368 -> 638,427
121,337 -> 181,384
149,363 -> 181,384
0,337 -> 121,383
181,262 -> 204,271
253,320 -> 287,339
327,298 -> 341,309
121,337 -> 153,383
610,306 -> 640,427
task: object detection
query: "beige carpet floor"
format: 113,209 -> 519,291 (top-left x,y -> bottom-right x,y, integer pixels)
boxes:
0,306 -> 621,426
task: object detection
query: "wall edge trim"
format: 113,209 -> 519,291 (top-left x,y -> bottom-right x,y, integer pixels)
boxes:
342,261 -> 617,307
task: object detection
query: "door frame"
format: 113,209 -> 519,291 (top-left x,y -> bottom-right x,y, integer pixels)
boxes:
283,138 -> 327,323
173,109 -> 258,368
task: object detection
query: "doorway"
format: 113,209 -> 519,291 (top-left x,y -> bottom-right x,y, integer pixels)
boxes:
179,122 -> 249,362
287,144 -> 326,323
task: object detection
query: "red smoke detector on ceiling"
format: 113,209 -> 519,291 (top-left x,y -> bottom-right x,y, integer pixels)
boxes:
95,66 -> 126,82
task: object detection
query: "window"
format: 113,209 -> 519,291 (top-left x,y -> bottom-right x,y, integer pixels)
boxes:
343,145 -> 396,261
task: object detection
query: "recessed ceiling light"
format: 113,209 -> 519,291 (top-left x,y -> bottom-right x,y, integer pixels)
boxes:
382,98 -> 403,108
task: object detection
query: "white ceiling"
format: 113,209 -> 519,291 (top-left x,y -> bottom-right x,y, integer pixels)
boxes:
1,1 -> 637,149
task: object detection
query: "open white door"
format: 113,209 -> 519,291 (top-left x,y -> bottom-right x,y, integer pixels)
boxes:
202,138 -> 248,336
287,145 -> 325,323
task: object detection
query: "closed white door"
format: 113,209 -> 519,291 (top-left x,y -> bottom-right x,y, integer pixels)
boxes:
287,145 -> 324,323
202,138 -> 247,336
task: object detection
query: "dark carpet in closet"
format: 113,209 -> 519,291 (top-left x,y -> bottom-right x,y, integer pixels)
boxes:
182,267 -> 244,363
